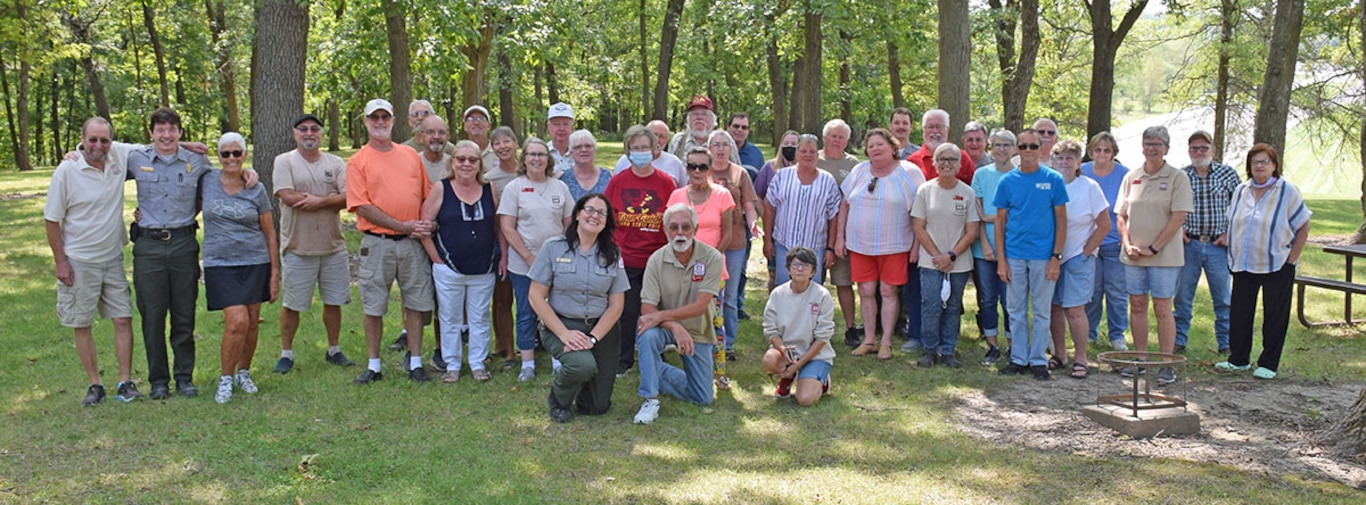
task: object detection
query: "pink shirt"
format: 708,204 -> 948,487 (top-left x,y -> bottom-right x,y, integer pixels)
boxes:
667,184 -> 734,250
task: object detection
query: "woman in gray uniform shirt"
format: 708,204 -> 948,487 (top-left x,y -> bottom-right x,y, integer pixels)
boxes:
528,193 -> 630,423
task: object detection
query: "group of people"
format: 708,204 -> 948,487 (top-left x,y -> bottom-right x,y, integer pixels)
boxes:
47,94 -> 1311,424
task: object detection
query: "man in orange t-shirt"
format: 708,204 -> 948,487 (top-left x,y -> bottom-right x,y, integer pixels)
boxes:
345,98 -> 435,384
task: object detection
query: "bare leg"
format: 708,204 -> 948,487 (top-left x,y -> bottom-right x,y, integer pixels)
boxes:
279,307 -> 300,351
221,306 -> 250,375
838,285 -> 857,329
1065,306 -> 1089,365
878,282 -> 898,347
1153,297 -> 1175,354
322,305 -> 342,347
364,315 -> 384,359
403,309 -> 425,357
113,317 -> 134,383
74,327 -> 100,384
1049,304 -> 1067,360
239,303 -> 262,370
794,378 -> 824,406
1129,295 -> 1150,352
858,282 -> 878,345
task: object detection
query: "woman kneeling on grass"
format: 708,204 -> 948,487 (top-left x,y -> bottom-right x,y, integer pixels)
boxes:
203,132 -> 279,404
762,247 -> 835,406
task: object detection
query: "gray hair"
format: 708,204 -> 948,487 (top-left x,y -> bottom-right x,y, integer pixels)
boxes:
923,109 -> 950,127
409,99 -> 434,114
822,119 -> 851,138
489,126 -> 518,145
934,142 -> 962,160
217,131 -> 247,151
990,128 -> 1016,146
707,129 -> 737,153
1142,126 -> 1170,147
81,117 -> 113,139
623,125 -> 656,151
569,129 -> 597,150
663,202 -> 698,229
963,121 -> 988,136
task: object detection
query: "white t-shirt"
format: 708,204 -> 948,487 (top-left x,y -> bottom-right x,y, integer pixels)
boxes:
1061,175 -> 1110,261
497,177 -> 574,275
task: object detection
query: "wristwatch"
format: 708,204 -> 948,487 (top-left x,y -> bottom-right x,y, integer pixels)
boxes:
588,335 -> 599,345
1149,245 -> 1160,254
1052,253 -> 1063,261
948,252 -> 958,262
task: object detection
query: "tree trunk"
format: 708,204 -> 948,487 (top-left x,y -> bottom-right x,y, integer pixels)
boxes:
533,63 -> 545,137
250,0 -> 310,219
639,0 -> 650,121
993,0 -> 1040,133
790,2 -> 822,135
1326,387 -> 1366,458
60,12 -> 111,121
384,0 -> 414,143
206,0 -> 241,132
14,0 -> 34,171
1084,0 -> 1148,140
142,0 -> 170,107
938,0 -> 971,143
497,49 -> 518,136
887,40 -> 904,110
459,12 -> 497,114
766,6 -> 789,143
51,67 -> 62,161
546,61 -> 560,105
651,0 -> 687,120
838,30 -> 852,124
1213,0 -> 1234,161
0,55 -> 18,164
1252,0 -> 1305,155
327,98 -> 341,151
34,62 -> 44,166
1352,0 -> 1366,245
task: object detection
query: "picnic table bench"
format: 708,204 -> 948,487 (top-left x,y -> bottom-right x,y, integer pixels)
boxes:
1296,243 -> 1366,327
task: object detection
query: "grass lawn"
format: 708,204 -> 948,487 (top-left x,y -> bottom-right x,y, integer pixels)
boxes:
3,164 -> 1365,503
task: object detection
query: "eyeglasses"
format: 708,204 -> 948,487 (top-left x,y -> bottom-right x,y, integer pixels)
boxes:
729,124 -> 750,130
453,156 -> 480,165
525,152 -> 549,158
1017,143 -> 1041,151
1250,158 -> 1274,166
867,177 -> 879,193
581,207 -> 608,217
295,125 -> 322,133
1092,147 -> 1114,154
1142,142 -> 1166,148
368,113 -> 393,121
708,142 -> 730,149
424,129 -> 449,136
465,116 -> 488,124
991,143 -> 1013,149
1189,145 -> 1211,152
1036,129 -> 1057,136
686,163 -> 710,172
572,145 -> 594,151
789,261 -> 813,271
219,150 -> 244,158
409,110 -> 430,118
935,157 -> 960,164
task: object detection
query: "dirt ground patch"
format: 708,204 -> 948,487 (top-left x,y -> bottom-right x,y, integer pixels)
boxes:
954,368 -> 1366,488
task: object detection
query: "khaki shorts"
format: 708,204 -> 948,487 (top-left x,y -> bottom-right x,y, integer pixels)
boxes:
828,255 -> 853,286
282,249 -> 352,311
57,256 -> 133,328
357,234 -> 434,316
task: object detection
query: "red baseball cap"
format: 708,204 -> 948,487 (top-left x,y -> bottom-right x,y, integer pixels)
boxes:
685,95 -> 713,112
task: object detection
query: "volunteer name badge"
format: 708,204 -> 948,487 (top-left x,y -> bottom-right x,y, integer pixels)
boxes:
692,262 -> 705,282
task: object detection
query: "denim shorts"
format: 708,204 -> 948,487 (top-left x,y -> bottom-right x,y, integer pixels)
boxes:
797,359 -> 832,382
1125,264 -> 1180,299
1052,254 -> 1095,308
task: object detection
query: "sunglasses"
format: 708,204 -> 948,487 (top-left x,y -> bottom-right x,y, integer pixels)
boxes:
453,156 -> 480,165
686,163 -> 710,172
730,124 -> 750,130
295,125 -> 322,133
1036,129 -> 1057,136
1017,143 -> 1041,151
368,113 -> 393,121
867,177 -> 879,193
219,150 -> 244,158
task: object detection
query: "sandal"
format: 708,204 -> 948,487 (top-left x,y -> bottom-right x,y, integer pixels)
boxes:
472,369 -> 491,382
1069,363 -> 1089,379
877,345 -> 893,360
1047,356 -> 1065,371
850,342 -> 877,356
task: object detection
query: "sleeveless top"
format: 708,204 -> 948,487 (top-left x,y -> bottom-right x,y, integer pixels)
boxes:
435,181 -> 500,275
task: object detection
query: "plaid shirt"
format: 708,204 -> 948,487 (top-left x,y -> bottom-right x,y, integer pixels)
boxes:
1182,161 -> 1241,237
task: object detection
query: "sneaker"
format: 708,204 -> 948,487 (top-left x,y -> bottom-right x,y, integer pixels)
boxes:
981,347 -> 1002,366
615,363 -> 632,378
821,376 -> 831,396
273,357 -> 294,374
662,344 -> 677,354
408,367 -> 431,382
548,390 -> 572,423
214,376 -> 233,404
518,367 -> 535,382
941,355 -> 963,369
900,339 -> 923,353
443,370 -> 460,383
1173,344 -> 1187,355
1031,365 -> 1050,381
82,384 -> 106,407
1214,361 -> 1251,372
325,351 -> 355,367
1110,339 -> 1129,351
235,370 -> 259,394
1156,366 -> 1177,385
844,327 -> 862,348
114,381 -> 141,403
175,379 -> 198,398
429,349 -> 448,373
149,383 -> 170,400
738,310 -> 752,321
353,369 -> 383,385
725,350 -> 736,362
633,398 -> 661,424
999,362 -> 1029,376
774,377 -> 794,398
1120,365 -> 1147,378
388,329 -> 408,352
916,352 -> 938,368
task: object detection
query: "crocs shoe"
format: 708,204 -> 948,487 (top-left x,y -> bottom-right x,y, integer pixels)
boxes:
1214,361 -> 1251,372
1252,367 -> 1277,380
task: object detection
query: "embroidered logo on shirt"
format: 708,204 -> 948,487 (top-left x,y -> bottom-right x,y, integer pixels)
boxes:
522,187 -> 535,192
692,262 -> 705,282
552,196 -> 562,205
952,195 -> 965,201
810,303 -> 820,315
1132,180 -> 1142,185
1035,183 -> 1051,190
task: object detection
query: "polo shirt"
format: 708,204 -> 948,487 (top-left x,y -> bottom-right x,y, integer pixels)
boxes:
613,152 -> 686,187
669,132 -> 741,165
641,242 -> 724,344
484,160 -> 520,196
44,153 -> 128,262
126,145 -> 214,229
907,143 -> 976,184
910,180 -> 980,272
973,153 -> 996,169
992,166 -> 1069,260
273,150 -> 347,256
1115,163 -> 1194,267
344,143 -> 430,235
497,176 -> 574,276
401,138 -> 455,156
603,168 -> 676,269
550,143 -> 573,173
528,236 -> 631,319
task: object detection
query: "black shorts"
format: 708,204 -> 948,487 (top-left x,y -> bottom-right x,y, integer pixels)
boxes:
204,263 -> 271,311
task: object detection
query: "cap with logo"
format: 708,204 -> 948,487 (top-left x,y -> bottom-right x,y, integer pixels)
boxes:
1188,130 -> 1214,144
685,95 -> 714,112
548,102 -> 574,120
464,105 -> 490,120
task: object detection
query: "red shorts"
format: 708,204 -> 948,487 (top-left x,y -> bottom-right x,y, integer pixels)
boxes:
848,251 -> 910,285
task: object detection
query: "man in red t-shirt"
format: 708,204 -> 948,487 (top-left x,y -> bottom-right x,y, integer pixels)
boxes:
907,109 -> 975,184
603,144 -> 676,375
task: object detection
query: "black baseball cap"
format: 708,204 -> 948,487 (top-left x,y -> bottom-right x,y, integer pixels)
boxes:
293,113 -> 324,128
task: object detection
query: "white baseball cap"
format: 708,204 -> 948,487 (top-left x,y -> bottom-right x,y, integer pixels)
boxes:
547,102 -> 574,120
464,105 -> 490,120
364,98 -> 394,116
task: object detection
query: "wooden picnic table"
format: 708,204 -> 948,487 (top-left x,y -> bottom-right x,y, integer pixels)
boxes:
1296,243 -> 1366,327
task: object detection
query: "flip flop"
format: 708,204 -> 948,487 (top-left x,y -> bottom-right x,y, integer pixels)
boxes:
1069,363 -> 1089,379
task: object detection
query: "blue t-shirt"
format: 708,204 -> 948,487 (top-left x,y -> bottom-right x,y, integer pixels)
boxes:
200,170 -> 272,267
992,166 -> 1069,260
970,167 -> 1011,259
1081,161 -> 1130,247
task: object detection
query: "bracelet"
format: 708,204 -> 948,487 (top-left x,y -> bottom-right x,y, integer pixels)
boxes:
1148,245 -> 1160,254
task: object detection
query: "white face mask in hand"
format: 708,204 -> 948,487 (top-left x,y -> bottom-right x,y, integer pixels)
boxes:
940,274 -> 951,309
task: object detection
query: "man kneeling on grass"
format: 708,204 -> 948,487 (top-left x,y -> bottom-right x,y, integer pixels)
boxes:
633,204 -> 724,424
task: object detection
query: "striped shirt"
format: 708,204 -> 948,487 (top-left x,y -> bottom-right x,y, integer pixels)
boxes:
841,161 -> 921,256
766,167 -> 841,251
1227,178 -> 1311,274
1182,162 -> 1241,237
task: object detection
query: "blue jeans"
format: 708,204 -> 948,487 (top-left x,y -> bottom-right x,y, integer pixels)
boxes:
774,241 -> 827,286
901,275 -> 922,343
974,258 -> 1010,339
919,268 -> 970,356
1085,244 -> 1128,345
1006,258 -> 1056,367
1174,239 -> 1231,349
635,327 -> 715,405
509,273 -> 539,352
737,238 -> 751,313
722,248 -> 746,350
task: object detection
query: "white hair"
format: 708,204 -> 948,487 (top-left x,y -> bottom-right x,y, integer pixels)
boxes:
569,129 -> 597,149
923,109 -> 950,127
217,132 -> 247,151
707,129 -> 737,152
663,203 -> 698,228
409,99 -> 434,113
821,119 -> 851,137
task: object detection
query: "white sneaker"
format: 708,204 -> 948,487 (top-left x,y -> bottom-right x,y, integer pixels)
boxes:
633,398 -> 661,424
235,369 -> 258,394
215,375 -> 234,404
1110,339 -> 1129,351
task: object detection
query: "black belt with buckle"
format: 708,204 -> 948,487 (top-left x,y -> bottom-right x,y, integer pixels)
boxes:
557,314 -> 601,327
1187,233 -> 1215,242
142,224 -> 197,241
363,230 -> 409,241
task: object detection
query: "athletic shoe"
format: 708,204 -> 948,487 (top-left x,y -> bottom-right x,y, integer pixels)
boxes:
774,377 -> 793,398
408,367 -> 431,382
981,347 -> 1002,366
387,329 -> 408,352
1032,365 -> 1050,381
325,351 -> 355,367
843,327 -> 862,348
1156,366 -> 1177,385
725,350 -> 736,362
429,349 -> 447,373
114,381 -> 141,403
821,376 -> 831,396
175,379 -> 198,398
1110,339 -> 1129,351
149,384 -> 170,400
900,339 -> 924,353
1120,365 -> 1147,378
999,362 -> 1029,376
214,376 -> 233,404
235,370 -> 258,394
1214,361 -> 1251,372
633,398 -> 661,424
273,357 -> 294,374
518,367 -> 535,382
82,384 -> 106,407
916,352 -> 938,368
941,355 -> 963,369
353,369 -> 383,385
548,390 -> 572,423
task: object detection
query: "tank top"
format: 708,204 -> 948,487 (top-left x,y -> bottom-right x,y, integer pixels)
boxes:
435,180 -> 499,275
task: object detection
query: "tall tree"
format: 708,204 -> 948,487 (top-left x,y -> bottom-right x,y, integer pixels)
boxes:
887,40 -> 905,110
991,0 -> 1041,133
141,0 -> 170,107
1251,0 -> 1305,155
11,0 -> 33,171
384,0 -> 413,142
205,0 -> 241,132
651,0 -> 686,120
638,0 -> 650,120
789,1 -> 822,135
765,1 -> 791,142
59,11 -> 110,121
496,48 -> 518,135
0,55 -> 15,156
838,29 -> 853,123
1212,0 -> 1235,160
1083,0 -> 1148,139
458,7 -> 497,112
938,0 -> 971,142
250,0 -> 309,218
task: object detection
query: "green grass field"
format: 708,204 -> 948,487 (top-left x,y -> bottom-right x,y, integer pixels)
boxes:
3,156 -> 1365,503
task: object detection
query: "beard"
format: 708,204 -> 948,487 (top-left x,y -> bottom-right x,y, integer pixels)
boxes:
1191,156 -> 1212,169
427,141 -> 446,154
670,236 -> 694,253
300,138 -> 320,150
368,125 -> 392,141
689,126 -> 711,141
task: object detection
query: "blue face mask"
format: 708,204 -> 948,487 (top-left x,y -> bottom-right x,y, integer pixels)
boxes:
628,151 -> 653,167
